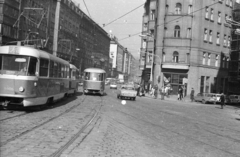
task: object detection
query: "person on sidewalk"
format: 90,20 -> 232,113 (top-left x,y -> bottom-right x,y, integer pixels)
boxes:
190,88 -> 195,102
219,93 -> 225,109
178,87 -> 183,100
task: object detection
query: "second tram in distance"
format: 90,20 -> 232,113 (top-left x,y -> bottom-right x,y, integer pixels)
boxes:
83,68 -> 106,96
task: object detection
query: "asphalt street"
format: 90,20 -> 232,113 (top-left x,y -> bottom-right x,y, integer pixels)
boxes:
0,86 -> 240,157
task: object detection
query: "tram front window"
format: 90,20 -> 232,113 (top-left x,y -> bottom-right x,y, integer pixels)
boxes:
0,55 -> 37,76
85,72 -> 104,81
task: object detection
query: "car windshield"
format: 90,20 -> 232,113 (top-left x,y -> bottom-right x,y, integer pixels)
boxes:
0,54 -> 37,76
84,72 -> 104,81
122,86 -> 134,90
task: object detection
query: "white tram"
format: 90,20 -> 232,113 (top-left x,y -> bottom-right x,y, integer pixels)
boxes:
0,45 -> 79,108
83,68 -> 106,96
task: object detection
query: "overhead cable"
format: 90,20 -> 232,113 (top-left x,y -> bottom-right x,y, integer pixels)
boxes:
103,3 -> 144,27
83,0 -> 91,17
119,1 -> 219,41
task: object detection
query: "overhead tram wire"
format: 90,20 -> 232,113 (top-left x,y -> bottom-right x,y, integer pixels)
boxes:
83,0 -> 91,17
103,3 -> 144,27
118,1 -> 220,41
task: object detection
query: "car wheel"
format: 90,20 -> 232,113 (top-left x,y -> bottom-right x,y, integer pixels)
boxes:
202,99 -> 206,104
133,97 -> 136,101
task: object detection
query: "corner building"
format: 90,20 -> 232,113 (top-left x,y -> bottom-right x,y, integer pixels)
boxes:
141,0 -> 232,95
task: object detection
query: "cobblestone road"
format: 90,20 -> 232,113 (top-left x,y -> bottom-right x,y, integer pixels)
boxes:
1,86 -> 240,157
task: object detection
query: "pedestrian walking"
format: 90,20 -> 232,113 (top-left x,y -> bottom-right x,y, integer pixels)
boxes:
219,93 -> 225,109
178,87 -> 183,100
190,88 -> 195,102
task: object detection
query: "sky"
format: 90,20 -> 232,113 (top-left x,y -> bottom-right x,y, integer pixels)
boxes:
74,0 -> 145,59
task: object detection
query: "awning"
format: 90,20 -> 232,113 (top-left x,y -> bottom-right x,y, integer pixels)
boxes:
162,64 -> 189,70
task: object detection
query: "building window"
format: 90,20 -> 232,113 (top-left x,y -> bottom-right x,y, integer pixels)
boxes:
204,28 -> 208,41
230,0 -> 233,7
175,3 -> 182,14
208,53 -> 211,65
205,76 -> 210,93
173,51 -> 179,63
223,35 -> 227,46
166,5 -> 169,14
226,57 -> 229,68
188,5 -> 192,14
222,57 -> 225,68
210,8 -> 214,21
174,25 -> 180,37
225,14 -> 228,21
200,76 -> 205,93
150,10 -> 155,20
205,7 -> 209,19
209,30 -> 213,43
203,52 -> 206,65
228,36 -> 231,47
163,52 -> 166,62
142,39 -> 146,49
226,0 -> 229,6
218,12 -> 221,23
216,32 -> 220,45
187,28 -> 191,38
215,55 -> 219,67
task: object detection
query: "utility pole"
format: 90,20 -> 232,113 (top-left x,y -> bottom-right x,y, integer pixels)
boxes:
53,0 -> 61,56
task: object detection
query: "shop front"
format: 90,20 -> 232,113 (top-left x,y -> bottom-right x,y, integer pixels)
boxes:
163,71 -> 188,96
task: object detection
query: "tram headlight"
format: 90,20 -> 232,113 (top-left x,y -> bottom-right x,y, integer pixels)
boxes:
34,82 -> 37,87
19,86 -> 25,92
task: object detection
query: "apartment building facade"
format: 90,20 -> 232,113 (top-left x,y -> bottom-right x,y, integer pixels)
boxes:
0,0 -> 110,75
229,0 -> 240,94
141,0 -> 232,95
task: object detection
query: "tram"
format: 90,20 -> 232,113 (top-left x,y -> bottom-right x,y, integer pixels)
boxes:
68,64 -> 80,96
0,45 -> 78,108
83,68 -> 106,95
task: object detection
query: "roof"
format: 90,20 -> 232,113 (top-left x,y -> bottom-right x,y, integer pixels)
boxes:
84,68 -> 106,73
0,45 -> 69,65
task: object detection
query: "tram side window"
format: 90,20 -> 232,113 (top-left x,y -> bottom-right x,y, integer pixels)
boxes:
28,57 -> 37,76
58,63 -> 62,78
54,62 -> 58,78
0,55 -> 2,70
39,58 -> 49,77
61,65 -> 65,78
49,61 -> 54,77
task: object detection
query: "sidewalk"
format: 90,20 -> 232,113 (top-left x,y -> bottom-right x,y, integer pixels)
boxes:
144,93 -> 192,102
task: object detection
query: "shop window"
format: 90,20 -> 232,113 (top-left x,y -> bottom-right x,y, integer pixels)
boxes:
200,76 -> 205,93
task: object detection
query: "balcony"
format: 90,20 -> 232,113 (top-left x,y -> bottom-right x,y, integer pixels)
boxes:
143,15 -> 149,23
147,40 -> 154,49
162,61 -> 190,70
150,0 -> 156,10
146,61 -> 152,69
149,20 -> 155,30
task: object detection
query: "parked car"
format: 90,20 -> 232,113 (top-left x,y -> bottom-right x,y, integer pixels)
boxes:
117,85 -> 137,100
110,82 -> 118,89
195,93 -> 218,104
226,95 -> 239,104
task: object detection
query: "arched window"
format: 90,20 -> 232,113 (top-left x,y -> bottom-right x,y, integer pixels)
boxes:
174,25 -> 180,37
173,51 -> 179,63
175,3 -> 182,14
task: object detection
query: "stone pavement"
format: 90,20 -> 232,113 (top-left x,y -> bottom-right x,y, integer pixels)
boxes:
143,93 -> 192,102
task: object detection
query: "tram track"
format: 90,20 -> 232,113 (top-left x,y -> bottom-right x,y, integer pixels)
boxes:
0,112 -> 30,122
50,95 -> 104,157
108,103 -> 240,157
0,95 -> 87,147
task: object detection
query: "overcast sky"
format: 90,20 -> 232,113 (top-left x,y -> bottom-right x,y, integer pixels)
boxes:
73,0 -> 145,59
